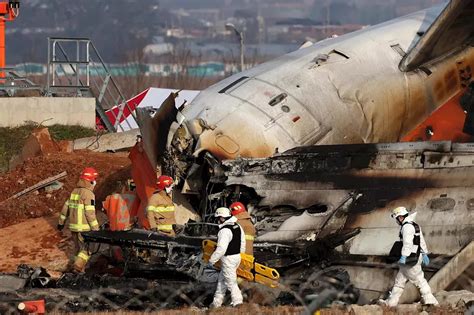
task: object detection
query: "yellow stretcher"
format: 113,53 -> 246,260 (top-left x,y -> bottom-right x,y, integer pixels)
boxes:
202,239 -> 280,288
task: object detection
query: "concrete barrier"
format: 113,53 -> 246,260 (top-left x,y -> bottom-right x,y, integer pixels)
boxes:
0,97 -> 95,128
73,129 -> 140,152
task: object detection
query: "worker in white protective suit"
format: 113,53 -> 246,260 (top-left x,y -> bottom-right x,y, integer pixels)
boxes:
382,207 -> 439,307
208,207 -> 246,308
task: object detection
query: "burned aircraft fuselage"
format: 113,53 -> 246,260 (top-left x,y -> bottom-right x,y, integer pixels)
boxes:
217,141 -> 474,257
156,1 -> 474,258
175,4 -> 474,162
86,0 -> 474,300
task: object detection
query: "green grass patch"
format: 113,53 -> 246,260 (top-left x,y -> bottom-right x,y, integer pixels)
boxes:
48,124 -> 96,141
0,123 -> 96,172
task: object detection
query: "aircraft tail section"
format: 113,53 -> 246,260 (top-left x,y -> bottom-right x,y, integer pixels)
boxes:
401,0 -> 474,71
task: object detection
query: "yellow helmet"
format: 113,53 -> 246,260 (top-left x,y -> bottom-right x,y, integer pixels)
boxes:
391,206 -> 409,218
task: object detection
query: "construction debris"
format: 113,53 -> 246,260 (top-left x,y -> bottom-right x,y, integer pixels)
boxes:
8,128 -> 63,171
72,128 -> 140,153
6,171 -> 66,200
434,290 -> 474,308
0,275 -> 26,292
44,180 -> 63,193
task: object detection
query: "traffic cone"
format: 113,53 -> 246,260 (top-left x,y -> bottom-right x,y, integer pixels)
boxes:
18,299 -> 45,314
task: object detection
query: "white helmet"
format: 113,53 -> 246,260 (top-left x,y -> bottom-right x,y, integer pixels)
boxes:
391,206 -> 409,218
214,207 -> 231,218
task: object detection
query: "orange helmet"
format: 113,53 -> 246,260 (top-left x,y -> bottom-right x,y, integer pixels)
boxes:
80,167 -> 98,182
157,175 -> 174,191
230,202 -> 246,216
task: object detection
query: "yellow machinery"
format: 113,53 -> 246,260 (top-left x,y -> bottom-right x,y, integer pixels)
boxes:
202,239 -> 280,288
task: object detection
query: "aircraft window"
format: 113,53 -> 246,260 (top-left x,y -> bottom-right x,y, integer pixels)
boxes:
218,76 -> 249,94
427,197 -> 455,212
466,199 -> 474,211
269,93 -> 287,106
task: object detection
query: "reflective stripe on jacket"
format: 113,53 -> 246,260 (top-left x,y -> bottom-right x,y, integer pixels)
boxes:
58,179 -> 99,232
146,190 -> 176,232
235,211 -> 256,255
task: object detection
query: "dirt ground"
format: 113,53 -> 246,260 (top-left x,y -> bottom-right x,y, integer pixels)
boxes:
0,149 -> 131,273
0,216 -> 71,274
0,150 -> 131,229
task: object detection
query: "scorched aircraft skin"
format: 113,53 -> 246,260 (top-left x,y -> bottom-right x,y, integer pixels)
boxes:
171,2 -> 474,161
85,0 -> 474,302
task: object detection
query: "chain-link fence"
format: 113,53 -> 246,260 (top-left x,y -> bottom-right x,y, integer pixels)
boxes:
0,257 -> 472,314
0,264 -> 362,314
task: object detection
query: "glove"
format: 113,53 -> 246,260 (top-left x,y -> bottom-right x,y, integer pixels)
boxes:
206,262 -> 214,269
57,224 -> 64,231
398,256 -> 406,265
422,253 -> 430,266
173,224 -> 185,235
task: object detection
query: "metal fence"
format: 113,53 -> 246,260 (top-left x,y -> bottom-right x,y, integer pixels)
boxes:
0,265 -> 360,314
0,258 -> 471,314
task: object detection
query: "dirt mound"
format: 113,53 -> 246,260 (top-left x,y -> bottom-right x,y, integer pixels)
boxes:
0,150 -> 131,228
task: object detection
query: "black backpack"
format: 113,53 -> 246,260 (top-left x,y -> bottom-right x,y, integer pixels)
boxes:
387,222 -> 421,267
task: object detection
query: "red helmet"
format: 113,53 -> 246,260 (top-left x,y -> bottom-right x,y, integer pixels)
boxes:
157,175 -> 174,191
80,167 -> 98,182
230,202 -> 246,216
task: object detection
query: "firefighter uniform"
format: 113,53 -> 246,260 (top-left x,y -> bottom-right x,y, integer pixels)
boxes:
146,190 -> 176,236
58,178 -> 99,272
234,211 -> 256,255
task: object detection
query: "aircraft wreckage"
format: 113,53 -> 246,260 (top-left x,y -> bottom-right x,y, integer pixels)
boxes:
2,1 -> 472,310
82,0 -> 474,304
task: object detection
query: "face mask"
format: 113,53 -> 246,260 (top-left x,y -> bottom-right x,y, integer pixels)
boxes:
396,216 -> 404,225
165,186 -> 173,194
91,180 -> 97,187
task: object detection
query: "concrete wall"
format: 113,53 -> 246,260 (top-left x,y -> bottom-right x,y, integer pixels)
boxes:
73,129 -> 140,152
0,97 -> 96,128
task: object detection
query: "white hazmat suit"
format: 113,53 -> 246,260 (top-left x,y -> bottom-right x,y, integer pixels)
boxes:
209,216 -> 246,307
386,212 -> 438,306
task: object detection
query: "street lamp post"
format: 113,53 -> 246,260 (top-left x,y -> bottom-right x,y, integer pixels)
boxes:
225,23 -> 244,72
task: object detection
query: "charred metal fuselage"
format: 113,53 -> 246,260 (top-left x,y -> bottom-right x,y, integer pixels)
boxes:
104,1 -> 474,302
218,141 -> 474,257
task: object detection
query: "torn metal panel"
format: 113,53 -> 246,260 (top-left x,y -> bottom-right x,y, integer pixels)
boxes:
399,241 -> 474,303
423,152 -> 474,168
428,241 -> 474,292
136,92 -> 179,170
400,0 -> 474,71
7,171 -> 67,201
220,141 -> 474,254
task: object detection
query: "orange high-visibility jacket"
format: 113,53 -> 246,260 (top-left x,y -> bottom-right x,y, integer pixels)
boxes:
103,192 -> 137,231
